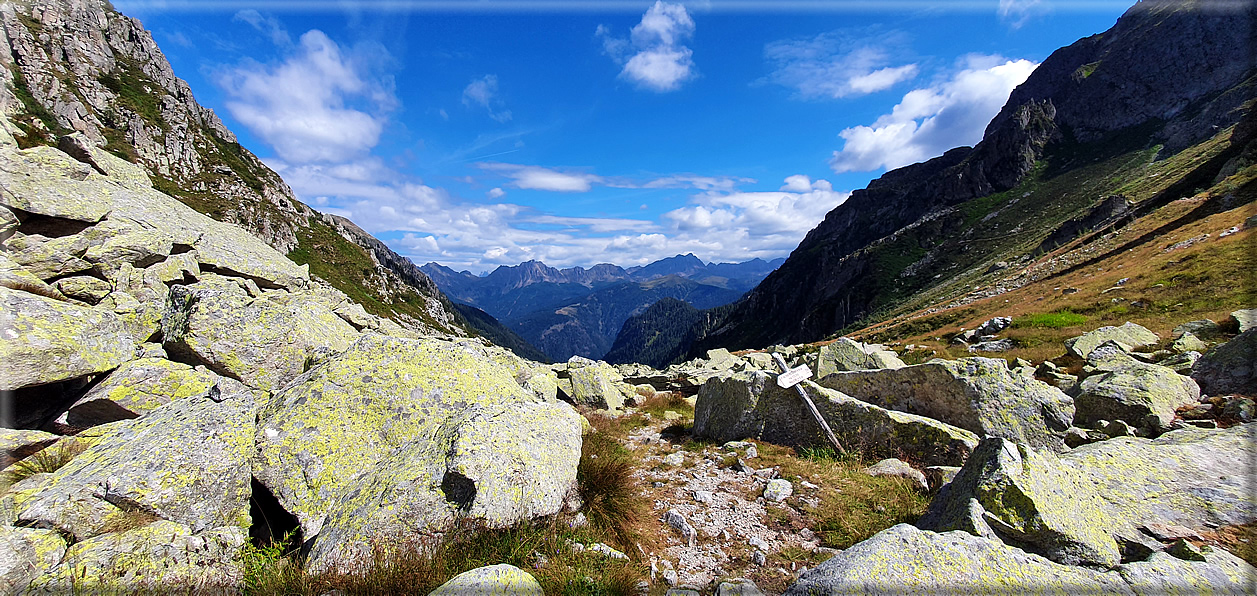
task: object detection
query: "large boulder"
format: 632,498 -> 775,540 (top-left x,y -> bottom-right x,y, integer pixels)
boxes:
428,563 -> 545,596
920,425 -> 1256,567
1117,548 -> 1257,594
1192,328 -> 1257,396
0,286 -> 134,393
564,356 -> 630,412
917,438 -> 1125,567
48,358 -> 219,431
23,521 -> 245,594
16,380 -> 257,541
815,337 -> 906,377
161,275 -> 359,392
251,335 -> 583,573
693,372 -> 978,467
1229,309 -> 1257,333
782,524 -> 1132,595
1066,322 -> 1160,359
1074,358 -> 1200,432
0,428 -> 58,468
818,358 -> 1073,453
0,526 -> 66,594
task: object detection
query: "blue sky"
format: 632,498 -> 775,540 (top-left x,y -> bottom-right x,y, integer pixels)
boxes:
114,0 -> 1133,274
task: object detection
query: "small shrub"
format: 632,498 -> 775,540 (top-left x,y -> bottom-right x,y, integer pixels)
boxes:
577,431 -> 647,552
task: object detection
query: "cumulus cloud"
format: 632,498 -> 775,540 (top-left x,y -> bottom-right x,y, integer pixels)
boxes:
213,29 -> 396,164
761,30 -> 918,99
274,158 -> 844,272
829,55 -> 1038,173
462,75 -> 512,123
597,1 -> 696,92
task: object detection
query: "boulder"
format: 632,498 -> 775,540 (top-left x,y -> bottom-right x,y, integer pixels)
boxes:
4,233 -> 94,281
52,276 -> 111,303
1074,359 -> 1200,432
918,438 -> 1125,567
1169,332 -> 1208,354
0,526 -> 66,594
0,253 -> 59,298
428,564 -> 544,596
0,145 -> 111,223
693,372 -> 978,467
161,275 -> 359,392
764,479 -> 792,502
1192,328 -> 1257,396
0,286 -> 134,392
921,425 -> 1256,568
716,578 -> 765,596
48,358 -> 219,431
864,458 -> 929,491
1229,309 -> 1257,333
816,338 -> 906,377
1172,319 -> 1220,340
0,428 -> 58,468
251,335 -> 582,573
1118,547 -> 1257,594
1066,322 -> 1160,359
17,379 -> 257,541
24,521 -> 245,594
968,338 -> 1015,352
782,524 -> 1132,595
565,356 -> 628,412
975,316 -> 1013,336
818,358 -> 1073,453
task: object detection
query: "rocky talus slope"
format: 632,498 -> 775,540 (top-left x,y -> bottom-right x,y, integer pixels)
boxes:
0,0 -> 466,337
0,117 -> 584,591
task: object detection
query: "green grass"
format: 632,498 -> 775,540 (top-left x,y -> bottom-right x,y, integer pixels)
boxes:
1012,310 -> 1088,329
96,56 -> 169,133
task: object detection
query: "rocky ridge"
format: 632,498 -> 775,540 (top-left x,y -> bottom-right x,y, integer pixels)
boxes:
0,0 -> 466,337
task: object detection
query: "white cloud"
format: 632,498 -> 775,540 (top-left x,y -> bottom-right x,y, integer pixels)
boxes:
213,29 -> 396,164
598,1 -> 696,92
480,163 -> 602,192
999,0 -> 1044,28
462,74 -> 513,123
762,31 -> 918,99
233,9 -> 291,46
486,187 -> 505,199
829,55 -> 1038,173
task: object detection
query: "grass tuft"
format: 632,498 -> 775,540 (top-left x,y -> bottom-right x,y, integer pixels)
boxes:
3,439 -> 88,485
577,424 -> 649,553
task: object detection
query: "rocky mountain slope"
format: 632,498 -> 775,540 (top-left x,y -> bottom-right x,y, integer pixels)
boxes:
0,0 -> 467,336
673,0 -> 1255,358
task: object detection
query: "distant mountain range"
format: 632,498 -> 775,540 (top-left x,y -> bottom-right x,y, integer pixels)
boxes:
420,255 -> 783,361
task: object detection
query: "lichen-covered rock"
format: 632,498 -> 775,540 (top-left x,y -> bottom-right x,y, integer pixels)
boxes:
922,425 -> 1256,568
0,285 -> 134,392
1192,328 -> 1257,396
818,358 -> 1073,453
0,145 -> 112,223
48,358 -> 219,431
427,563 -> 544,596
1173,319 -> 1220,340
1066,322 -> 1160,359
565,356 -> 628,412
1075,360 -> 1200,432
52,275 -> 111,303
0,252 -> 58,297
917,437 -> 1124,567
864,458 -> 929,491
161,275 -> 358,392
1169,331 -> 1208,354
1229,309 -> 1257,333
693,372 -> 978,467
4,232 -> 95,281
0,526 -> 66,593
816,337 -> 906,377
17,380 -> 257,541
24,521 -> 245,594
0,428 -> 58,468
782,524 -> 1132,595
253,335 -> 582,573
1117,547 -> 1257,594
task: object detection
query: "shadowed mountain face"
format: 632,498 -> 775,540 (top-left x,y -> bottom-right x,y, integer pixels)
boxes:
679,0 -> 1256,357
421,255 -> 783,361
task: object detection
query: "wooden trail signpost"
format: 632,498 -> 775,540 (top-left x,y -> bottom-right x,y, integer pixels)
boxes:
772,352 -> 847,456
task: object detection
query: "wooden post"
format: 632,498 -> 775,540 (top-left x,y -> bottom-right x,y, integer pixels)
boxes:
772,352 -> 847,456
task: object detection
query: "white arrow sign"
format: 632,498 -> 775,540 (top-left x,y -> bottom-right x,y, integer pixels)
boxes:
776,364 -> 812,389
